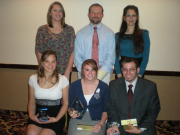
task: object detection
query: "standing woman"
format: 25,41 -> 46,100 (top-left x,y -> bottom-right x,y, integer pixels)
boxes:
115,5 -> 150,78
27,50 -> 69,135
35,1 -> 75,80
68,59 -> 109,135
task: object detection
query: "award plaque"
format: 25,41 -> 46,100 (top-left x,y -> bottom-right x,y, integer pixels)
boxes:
77,124 -> 93,131
38,108 -> 48,122
70,96 -> 84,116
121,118 -> 138,130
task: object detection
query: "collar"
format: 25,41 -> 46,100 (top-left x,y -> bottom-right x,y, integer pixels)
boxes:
125,76 -> 138,93
89,22 -> 102,30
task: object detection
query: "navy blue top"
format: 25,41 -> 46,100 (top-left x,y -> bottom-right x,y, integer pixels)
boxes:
114,29 -> 150,75
68,79 -> 109,120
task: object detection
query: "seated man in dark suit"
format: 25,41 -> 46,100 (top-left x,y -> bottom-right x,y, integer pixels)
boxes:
107,58 -> 160,135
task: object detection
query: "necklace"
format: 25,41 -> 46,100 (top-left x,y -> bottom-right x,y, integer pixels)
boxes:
45,78 -> 49,83
85,88 -> 91,93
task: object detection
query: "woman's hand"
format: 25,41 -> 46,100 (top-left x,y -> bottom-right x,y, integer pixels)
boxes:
64,72 -> 70,80
40,115 -> 58,124
69,111 -> 79,119
93,123 -> 102,133
30,113 -> 40,123
138,74 -> 142,77
117,74 -> 122,78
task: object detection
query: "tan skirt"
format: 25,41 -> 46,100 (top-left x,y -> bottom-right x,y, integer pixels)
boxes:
68,112 -> 106,135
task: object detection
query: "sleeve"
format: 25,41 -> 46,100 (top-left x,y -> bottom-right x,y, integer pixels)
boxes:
139,83 -> 160,129
35,26 -> 44,54
114,34 -> 121,74
102,83 -> 110,112
99,30 -> 115,74
28,75 -> 34,88
62,75 -> 69,88
139,30 -> 150,75
74,31 -> 84,73
68,81 -> 77,108
107,81 -> 120,123
69,26 -> 75,54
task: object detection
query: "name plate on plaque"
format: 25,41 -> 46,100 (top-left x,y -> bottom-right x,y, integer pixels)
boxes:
77,124 -> 93,131
121,118 -> 138,130
70,96 -> 84,116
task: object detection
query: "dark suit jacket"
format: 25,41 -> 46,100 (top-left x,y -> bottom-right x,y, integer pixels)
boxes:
107,77 -> 160,135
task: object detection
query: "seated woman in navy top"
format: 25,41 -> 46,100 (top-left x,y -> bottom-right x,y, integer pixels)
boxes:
115,5 -> 150,78
68,59 -> 109,135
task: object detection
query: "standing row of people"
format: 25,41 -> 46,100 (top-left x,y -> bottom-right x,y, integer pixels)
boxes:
35,2 -> 150,85
26,1 -> 159,135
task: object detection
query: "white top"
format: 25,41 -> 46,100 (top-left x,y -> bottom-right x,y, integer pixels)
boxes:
84,93 -> 93,111
125,77 -> 138,93
28,74 -> 69,100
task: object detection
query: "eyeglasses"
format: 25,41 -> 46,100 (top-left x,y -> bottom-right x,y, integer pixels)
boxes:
122,68 -> 136,72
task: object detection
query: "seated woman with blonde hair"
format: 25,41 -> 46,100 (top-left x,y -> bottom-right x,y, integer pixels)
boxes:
27,50 -> 69,135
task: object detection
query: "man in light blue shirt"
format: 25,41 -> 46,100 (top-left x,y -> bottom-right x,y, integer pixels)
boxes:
74,3 -> 115,84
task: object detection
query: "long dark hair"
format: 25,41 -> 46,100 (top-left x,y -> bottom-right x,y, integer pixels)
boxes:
116,5 -> 144,57
37,50 -> 59,84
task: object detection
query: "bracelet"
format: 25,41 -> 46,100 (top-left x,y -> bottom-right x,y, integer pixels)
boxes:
109,122 -> 120,127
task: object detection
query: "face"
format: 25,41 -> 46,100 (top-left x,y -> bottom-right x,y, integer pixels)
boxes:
50,4 -> 63,22
41,55 -> 57,74
82,64 -> 96,81
121,62 -> 140,83
124,9 -> 138,27
88,6 -> 104,26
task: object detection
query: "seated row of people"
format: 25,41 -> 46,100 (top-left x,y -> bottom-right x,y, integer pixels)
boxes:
27,50 -> 160,135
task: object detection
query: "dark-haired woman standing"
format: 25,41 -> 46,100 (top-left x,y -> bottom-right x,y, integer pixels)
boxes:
115,5 -> 150,78
35,1 -> 75,80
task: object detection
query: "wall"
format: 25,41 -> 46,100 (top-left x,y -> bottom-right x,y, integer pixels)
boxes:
0,68 -> 179,120
0,0 -> 180,72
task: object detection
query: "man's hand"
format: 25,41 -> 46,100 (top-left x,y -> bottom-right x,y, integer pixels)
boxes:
125,124 -> 142,134
107,124 -> 120,135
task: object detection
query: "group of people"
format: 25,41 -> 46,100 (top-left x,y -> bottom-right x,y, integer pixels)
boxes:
26,1 -> 160,135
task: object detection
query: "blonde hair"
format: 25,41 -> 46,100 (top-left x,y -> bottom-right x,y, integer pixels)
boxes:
47,1 -> 66,28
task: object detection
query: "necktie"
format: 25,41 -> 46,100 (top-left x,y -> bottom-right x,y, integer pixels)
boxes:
92,27 -> 99,68
128,84 -> 133,119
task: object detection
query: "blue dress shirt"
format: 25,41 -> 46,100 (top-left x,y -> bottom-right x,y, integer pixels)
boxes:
74,23 -> 115,74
